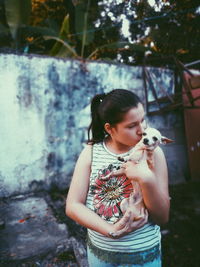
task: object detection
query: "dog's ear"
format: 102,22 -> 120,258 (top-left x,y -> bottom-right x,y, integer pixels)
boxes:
161,136 -> 174,144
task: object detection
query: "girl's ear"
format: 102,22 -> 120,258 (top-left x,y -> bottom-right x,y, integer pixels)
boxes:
104,122 -> 112,135
161,136 -> 174,145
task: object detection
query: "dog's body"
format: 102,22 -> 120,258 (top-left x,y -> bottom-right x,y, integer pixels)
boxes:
115,127 -> 173,221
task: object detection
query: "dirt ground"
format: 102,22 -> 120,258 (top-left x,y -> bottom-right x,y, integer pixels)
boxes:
161,181 -> 200,267
3,180 -> 198,266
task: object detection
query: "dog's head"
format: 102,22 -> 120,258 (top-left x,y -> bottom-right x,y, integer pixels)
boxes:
141,127 -> 173,150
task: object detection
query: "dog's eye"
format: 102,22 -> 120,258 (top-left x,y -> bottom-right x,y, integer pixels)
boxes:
153,136 -> 158,141
142,133 -> 147,136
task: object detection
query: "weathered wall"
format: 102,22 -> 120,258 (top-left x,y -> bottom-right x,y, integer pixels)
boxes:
0,54 -> 188,197
148,113 -> 189,184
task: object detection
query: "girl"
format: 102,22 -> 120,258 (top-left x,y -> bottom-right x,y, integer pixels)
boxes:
66,89 -> 170,267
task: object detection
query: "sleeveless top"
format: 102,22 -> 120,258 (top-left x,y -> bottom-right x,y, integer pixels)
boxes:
86,142 -> 161,253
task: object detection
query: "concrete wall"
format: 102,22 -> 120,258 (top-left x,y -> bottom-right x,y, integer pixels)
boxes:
148,113 -> 189,184
0,54 -> 188,197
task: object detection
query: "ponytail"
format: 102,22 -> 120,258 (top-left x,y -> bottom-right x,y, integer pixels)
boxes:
87,93 -> 107,144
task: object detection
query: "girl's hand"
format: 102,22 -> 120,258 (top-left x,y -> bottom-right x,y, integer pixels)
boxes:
109,149 -> 155,183
108,207 -> 148,239
122,160 -> 154,183
108,193 -> 148,239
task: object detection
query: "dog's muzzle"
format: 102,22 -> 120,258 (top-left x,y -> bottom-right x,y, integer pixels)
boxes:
143,138 -> 149,145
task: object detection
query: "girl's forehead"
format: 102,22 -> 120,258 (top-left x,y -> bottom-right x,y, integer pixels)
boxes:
122,103 -> 145,122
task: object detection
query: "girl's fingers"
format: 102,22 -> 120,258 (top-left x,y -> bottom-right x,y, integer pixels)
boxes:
109,227 -> 128,239
111,208 -> 148,238
140,207 -> 146,216
118,215 -> 147,237
116,210 -> 131,229
133,207 -> 148,222
110,218 -> 148,239
132,213 -> 148,228
142,208 -> 149,219
134,215 -> 143,221
112,168 -> 125,176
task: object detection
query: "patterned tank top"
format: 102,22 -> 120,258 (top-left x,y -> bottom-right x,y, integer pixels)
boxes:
86,142 -> 161,253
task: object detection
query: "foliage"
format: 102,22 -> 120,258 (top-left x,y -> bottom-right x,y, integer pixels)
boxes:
91,0 -> 200,66
0,0 -> 199,67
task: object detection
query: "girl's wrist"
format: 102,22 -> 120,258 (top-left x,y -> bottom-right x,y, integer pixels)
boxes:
104,222 -> 116,237
106,221 -> 124,238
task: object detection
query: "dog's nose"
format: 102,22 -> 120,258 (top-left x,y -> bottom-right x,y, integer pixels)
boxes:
143,138 -> 149,145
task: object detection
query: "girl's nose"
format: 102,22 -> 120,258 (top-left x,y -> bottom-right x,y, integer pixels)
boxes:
137,121 -> 147,135
137,123 -> 144,135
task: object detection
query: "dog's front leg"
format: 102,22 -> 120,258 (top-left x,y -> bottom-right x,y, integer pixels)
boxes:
107,167 -> 126,178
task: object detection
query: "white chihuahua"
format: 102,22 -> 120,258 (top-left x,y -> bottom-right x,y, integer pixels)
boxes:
118,127 -> 173,168
108,128 -> 173,238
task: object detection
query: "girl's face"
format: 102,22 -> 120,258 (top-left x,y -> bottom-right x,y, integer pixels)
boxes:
107,103 -> 146,149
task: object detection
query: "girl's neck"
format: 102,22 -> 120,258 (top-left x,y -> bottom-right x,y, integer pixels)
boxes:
104,136 -> 133,155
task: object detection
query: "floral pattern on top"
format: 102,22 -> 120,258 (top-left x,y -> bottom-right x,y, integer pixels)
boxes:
91,164 -> 133,223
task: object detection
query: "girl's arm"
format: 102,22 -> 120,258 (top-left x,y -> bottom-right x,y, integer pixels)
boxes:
66,144 -> 148,237
141,147 -> 170,225
123,147 -> 170,225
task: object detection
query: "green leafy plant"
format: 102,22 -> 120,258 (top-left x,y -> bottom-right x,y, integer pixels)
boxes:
0,0 -> 198,66
44,15 -> 78,58
43,0 -> 95,59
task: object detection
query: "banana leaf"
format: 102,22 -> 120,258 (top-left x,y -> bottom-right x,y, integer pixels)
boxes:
44,36 -> 78,58
49,15 -> 71,57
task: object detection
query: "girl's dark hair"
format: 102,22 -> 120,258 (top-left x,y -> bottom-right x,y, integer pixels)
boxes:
87,89 -> 142,144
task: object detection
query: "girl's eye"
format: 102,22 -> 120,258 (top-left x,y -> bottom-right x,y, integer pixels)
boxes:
128,125 -> 136,128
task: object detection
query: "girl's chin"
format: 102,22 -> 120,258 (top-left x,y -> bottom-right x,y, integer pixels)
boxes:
126,141 -> 139,147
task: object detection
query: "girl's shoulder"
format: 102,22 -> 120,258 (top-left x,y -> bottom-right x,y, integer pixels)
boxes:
81,143 -> 93,155
79,142 -> 104,168
87,141 -> 104,150
78,144 -> 93,167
